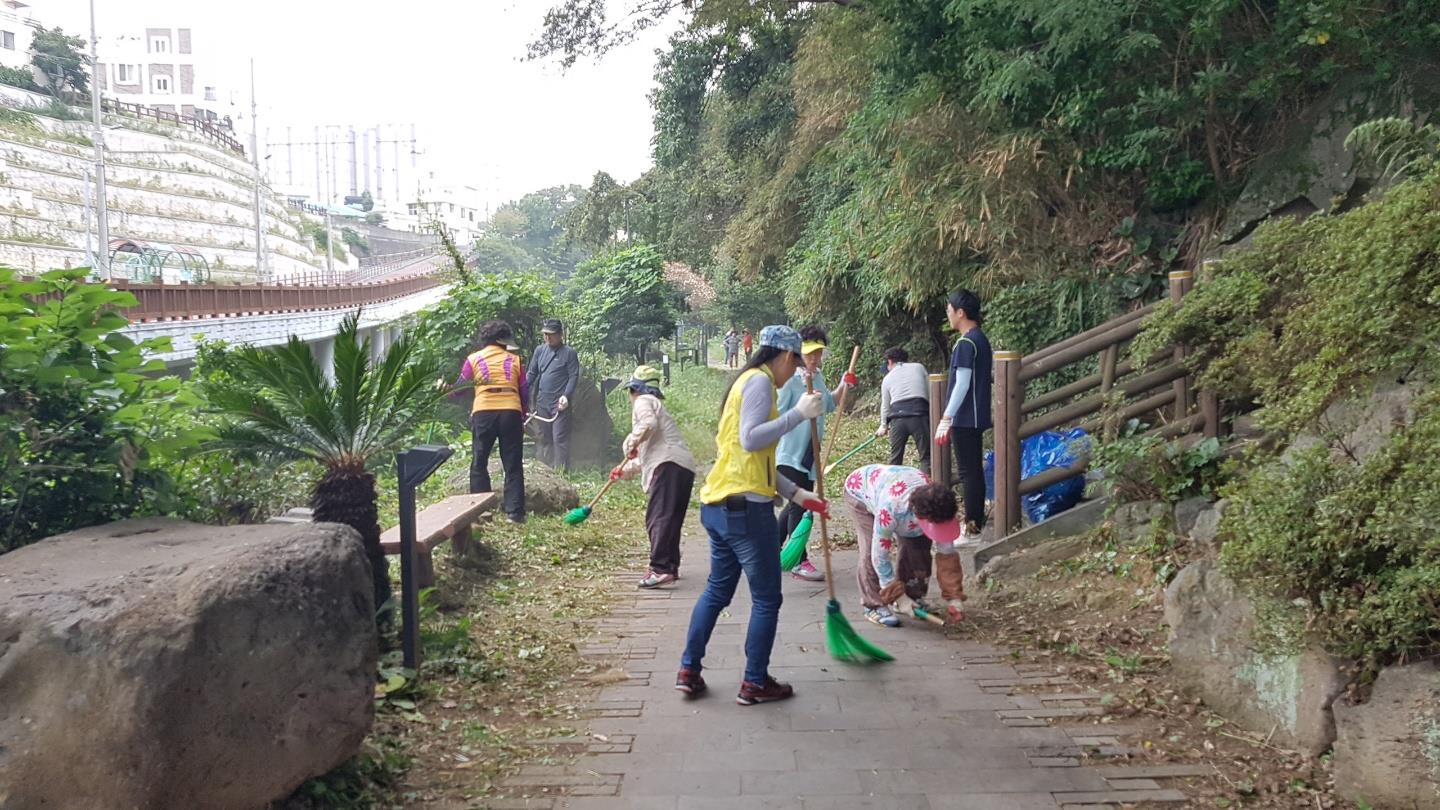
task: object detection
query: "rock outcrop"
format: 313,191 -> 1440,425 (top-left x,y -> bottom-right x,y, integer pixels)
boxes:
0,518 -> 378,809
1164,560 -> 1348,756
1333,661 -> 1440,808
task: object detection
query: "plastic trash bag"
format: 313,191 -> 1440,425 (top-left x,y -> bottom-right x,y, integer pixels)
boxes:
984,428 -> 1091,525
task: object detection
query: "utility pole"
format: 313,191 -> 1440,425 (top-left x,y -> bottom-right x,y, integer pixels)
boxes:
250,58 -> 266,281
374,124 -> 383,204
314,124 -> 321,202
348,126 -> 358,196
323,127 -> 334,281
88,0 -> 109,277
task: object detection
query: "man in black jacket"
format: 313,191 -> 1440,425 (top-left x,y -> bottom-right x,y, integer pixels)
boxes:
527,318 -> 580,471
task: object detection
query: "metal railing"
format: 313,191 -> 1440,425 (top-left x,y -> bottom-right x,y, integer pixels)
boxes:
927,269 -> 1221,536
113,272 -> 443,322
101,99 -> 245,156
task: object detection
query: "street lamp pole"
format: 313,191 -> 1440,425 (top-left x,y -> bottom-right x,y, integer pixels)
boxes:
88,0 -> 109,277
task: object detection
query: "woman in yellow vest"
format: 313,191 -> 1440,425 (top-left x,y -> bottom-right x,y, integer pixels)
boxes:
677,325 -> 829,706
453,320 -> 529,523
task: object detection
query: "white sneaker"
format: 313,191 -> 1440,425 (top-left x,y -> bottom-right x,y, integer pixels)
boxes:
956,521 -> 983,547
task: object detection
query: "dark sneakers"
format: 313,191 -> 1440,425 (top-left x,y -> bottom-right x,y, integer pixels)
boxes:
675,668 -> 707,697
736,676 -> 795,706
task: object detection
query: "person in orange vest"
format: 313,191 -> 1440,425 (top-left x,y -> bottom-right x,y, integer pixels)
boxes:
453,319 -> 529,523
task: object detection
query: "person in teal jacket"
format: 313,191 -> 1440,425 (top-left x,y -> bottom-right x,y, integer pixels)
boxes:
775,325 -> 855,581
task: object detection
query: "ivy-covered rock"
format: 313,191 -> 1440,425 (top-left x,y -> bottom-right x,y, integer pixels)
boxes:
1164,560 -> 1349,756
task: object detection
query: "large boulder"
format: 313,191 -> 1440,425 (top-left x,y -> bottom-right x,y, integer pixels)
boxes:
1333,661 -> 1440,808
1164,560 -> 1348,756
453,459 -> 581,516
0,518 -> 378,809
567,376 -> 617,470
521,461 -> 581,515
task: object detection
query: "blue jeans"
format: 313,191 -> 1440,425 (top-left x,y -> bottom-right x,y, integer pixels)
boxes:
681,501 -> 783,685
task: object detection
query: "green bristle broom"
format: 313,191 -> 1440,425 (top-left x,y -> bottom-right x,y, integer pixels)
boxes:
805,356 -> 892,664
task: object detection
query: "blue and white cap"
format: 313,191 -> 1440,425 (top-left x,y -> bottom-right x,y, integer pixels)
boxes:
757,324 -> 802,355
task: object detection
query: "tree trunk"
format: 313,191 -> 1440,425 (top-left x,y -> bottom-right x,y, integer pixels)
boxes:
311,466 -> 389,623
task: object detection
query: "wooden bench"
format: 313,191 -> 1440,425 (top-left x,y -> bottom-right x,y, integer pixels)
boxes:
380,493 -> 498,588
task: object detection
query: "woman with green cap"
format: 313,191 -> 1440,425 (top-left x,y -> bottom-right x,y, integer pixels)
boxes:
611,364 -> 698,589
677,324 -> 830,706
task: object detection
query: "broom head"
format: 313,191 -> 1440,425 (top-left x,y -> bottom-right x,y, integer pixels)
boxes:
779,513 -> 812,571
561,506 -> 592,525
824,599 -> 893,663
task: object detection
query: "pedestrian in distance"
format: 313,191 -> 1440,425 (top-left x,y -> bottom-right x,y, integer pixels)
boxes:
527,318 -> 580,473
742,328 -> 754,362
677,325 -> 830,706
611,364 -> 698,589
775,326 -> 856,583
723,328 -> 741,369
843,464 -> 967,627
453,320 -> 528,523
934,289 -> 993,544
876,347 -> 931,470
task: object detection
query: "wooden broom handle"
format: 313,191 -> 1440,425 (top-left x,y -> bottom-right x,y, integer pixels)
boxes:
806,372 -> 839,603
821,346 -> 863,469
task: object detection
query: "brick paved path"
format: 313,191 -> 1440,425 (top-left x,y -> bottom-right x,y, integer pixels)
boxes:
496,523 -> 1196,810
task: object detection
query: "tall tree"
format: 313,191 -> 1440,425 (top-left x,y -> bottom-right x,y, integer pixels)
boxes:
31,27 -> 88,100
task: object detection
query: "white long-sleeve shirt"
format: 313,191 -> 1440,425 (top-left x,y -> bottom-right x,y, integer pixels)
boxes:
880,362 -> 930,423
621,394 -> 698,491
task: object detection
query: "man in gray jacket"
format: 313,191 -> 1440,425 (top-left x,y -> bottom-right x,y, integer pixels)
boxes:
527,318 -> 580,471
877,347 -> 930,469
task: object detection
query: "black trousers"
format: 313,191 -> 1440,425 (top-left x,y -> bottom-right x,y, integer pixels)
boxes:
536,405 -> 572,471
777,464 -> 812,564
646,462 -> 695,575
470,409 -> 525,520
952,427 -> 985,529
887,415 -> 931,470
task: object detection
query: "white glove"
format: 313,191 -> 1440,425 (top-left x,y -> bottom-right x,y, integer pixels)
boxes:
934,416 -> 952,445
793,391 -> 824,420
875,424 -> 889,437
557,395 -> 569,411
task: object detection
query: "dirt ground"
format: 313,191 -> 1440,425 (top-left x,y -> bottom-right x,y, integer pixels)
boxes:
959,539 -> 1348,810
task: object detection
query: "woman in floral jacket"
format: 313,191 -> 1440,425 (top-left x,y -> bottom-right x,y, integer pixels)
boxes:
613,365 -> 698,588
842,464 -> 967,626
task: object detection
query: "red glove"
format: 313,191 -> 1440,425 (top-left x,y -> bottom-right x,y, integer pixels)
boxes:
795,489 -> 829,519
842,371 -> 858,387
608,464 -> 625,483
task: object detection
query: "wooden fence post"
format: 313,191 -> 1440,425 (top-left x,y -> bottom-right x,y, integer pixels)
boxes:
993,350 -> 1024,536
1169,270 -> 1194,421
928,373 -> 953,487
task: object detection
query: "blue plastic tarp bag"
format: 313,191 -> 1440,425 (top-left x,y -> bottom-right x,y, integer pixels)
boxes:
983,428 -> 1090,525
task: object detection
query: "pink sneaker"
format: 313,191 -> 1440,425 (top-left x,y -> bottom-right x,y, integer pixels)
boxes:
792,560 -> 825,582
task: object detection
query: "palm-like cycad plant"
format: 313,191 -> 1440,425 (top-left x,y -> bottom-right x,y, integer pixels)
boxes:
202,313 -> 445,616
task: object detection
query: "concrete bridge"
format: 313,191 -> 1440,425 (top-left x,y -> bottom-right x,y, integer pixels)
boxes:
118,251 -> 451,373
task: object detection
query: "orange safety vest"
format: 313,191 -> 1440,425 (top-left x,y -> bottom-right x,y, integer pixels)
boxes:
467,345 -> 524,413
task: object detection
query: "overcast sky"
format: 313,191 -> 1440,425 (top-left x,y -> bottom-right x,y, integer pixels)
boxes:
45,0 -> 677,210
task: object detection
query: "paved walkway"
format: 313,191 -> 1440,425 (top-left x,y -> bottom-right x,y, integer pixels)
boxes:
494,520 -> 1194,810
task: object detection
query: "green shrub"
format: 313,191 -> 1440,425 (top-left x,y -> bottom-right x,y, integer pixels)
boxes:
409,271 -> 552,376
1220,391 -> 1440,674
0,268 -> 198,551
1134,162 -> 1440,435
1092,431 -> 1224,504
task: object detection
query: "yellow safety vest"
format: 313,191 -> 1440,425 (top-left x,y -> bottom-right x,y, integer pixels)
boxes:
467,345 -> 524,413
700,366 -> 779,504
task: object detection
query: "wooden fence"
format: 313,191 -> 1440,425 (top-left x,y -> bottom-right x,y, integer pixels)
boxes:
927,270 -> 1221,536
101,99 -> 245,156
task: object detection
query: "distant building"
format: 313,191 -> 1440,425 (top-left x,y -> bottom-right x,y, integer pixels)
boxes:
0,1 -> 36,72
400,181 -> 483,246
96,26 -> 220,121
